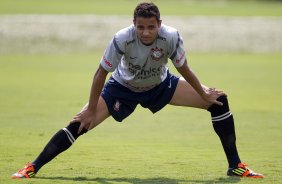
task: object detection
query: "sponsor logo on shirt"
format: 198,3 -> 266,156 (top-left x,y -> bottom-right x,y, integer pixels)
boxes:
128,63 -> 164,80
151,47 -> 164,61
103,56 -> 112,68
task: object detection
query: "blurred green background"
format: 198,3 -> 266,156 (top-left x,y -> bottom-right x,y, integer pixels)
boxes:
0,0 -> 282,16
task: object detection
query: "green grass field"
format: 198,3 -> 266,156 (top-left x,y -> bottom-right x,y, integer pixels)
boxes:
0,53 -> 282,183
0,0 -> 282,16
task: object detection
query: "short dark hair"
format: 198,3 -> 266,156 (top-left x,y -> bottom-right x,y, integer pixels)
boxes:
133,2 -> 160,22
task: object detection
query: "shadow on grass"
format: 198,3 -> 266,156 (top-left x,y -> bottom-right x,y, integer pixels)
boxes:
35,176 -> 241,183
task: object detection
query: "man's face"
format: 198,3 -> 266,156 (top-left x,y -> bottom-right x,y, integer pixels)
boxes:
134,17 -> 161,45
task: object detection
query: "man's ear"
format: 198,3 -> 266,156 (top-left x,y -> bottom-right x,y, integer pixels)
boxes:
133,20 -> 136,26
158,20 -> 162,27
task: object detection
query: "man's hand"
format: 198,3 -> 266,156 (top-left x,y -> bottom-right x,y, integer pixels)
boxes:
72,65 -> 108,134
73,108 -> 96,134
202,87 -> 226,106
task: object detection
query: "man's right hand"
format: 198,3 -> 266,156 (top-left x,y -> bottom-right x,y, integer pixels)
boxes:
73,108 -> 96,134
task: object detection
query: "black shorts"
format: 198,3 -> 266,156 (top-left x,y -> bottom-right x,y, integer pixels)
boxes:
101,72 -> 179,122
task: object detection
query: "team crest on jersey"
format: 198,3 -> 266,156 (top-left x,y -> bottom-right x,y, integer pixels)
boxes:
151,47 -> 164,61
113,100 -> 121,112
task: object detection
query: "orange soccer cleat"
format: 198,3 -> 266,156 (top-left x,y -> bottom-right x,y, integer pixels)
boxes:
12,162 -> 36,179
227,163 -> 264,178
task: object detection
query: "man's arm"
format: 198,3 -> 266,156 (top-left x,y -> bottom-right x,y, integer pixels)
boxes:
176,60 -> 224,106
74,64 -> 109,133
87,64 -> 109,112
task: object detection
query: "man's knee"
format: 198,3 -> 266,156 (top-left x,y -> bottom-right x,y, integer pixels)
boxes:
208,95 -> 230,116
63,122 -> 88,141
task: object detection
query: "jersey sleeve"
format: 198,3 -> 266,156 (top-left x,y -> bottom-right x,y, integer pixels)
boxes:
100,36 -> 125,72
168,31 -> 187,68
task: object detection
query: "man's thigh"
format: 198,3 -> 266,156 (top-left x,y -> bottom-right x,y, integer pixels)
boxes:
169,77 -> 211,110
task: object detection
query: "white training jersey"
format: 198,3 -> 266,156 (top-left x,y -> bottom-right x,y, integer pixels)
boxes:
100,24 -> 186,92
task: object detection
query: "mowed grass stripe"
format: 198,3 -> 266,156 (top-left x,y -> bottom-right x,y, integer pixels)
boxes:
0,0 -> 282,16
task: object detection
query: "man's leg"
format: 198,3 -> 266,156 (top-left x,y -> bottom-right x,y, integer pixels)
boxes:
207,95 -> 241,168
169,78 -> 263,178
12,96 -> 110,179
31,122 -> 88,173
